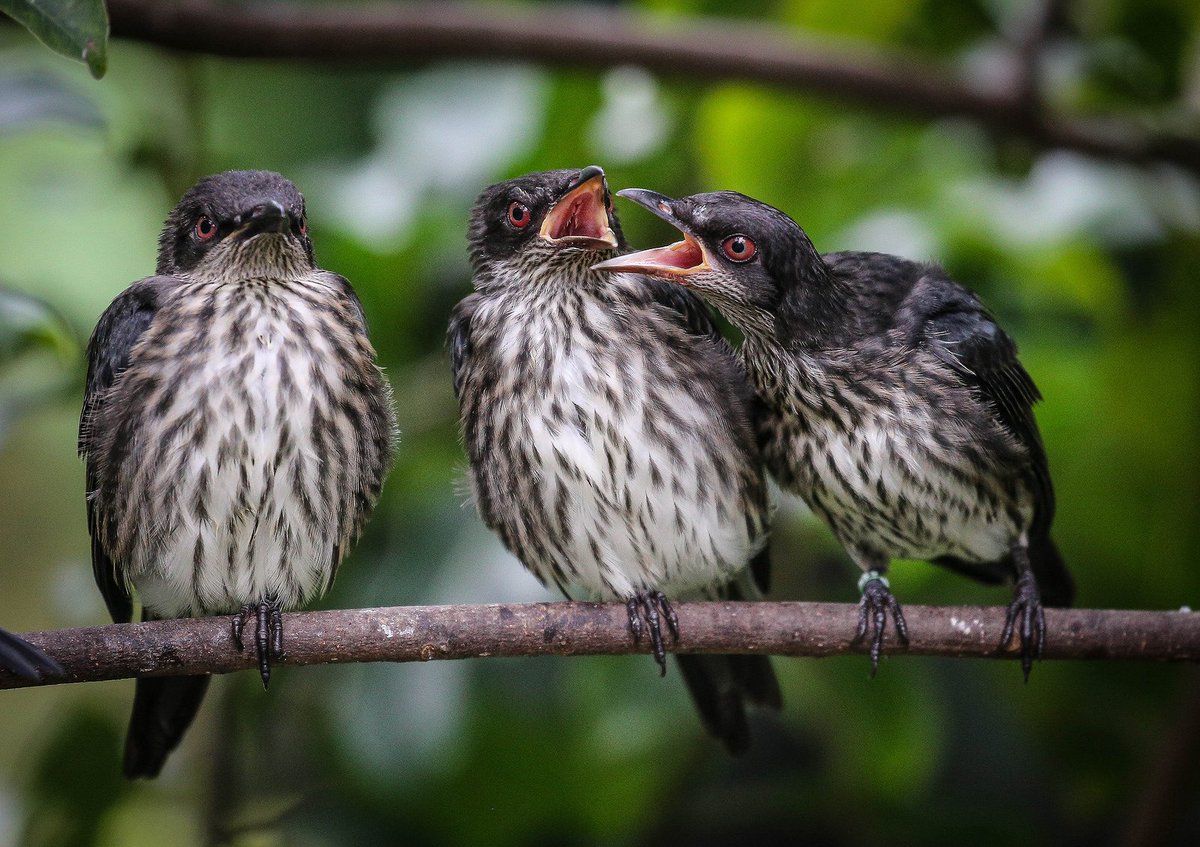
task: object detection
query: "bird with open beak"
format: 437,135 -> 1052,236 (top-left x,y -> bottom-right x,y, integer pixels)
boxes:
79,170 -> 396,777
595,189 -> 1074,680
451,167 -> 781,753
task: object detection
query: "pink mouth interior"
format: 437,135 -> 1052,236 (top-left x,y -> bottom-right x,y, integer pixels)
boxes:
546,192 -> 607,240
653,237 -> 704,270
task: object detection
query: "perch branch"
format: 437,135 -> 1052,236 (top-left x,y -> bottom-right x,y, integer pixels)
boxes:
100,0 -> 1200,172
3,601 -> 1197,690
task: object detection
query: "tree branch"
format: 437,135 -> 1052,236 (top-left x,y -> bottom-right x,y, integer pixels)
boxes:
101,0 -> 1200,172
3,602 -> 1197,690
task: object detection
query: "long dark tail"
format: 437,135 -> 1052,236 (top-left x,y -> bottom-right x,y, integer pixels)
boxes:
123,675 -> 211,779
0,628 -> 63,680
1029,534 -> 1074,608
675,653 -> 782,755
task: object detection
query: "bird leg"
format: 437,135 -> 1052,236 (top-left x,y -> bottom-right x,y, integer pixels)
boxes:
231,599 -> 286,689
1001,547 -> 1046,682
852,570 -> 909,678
626,591 -> 680,676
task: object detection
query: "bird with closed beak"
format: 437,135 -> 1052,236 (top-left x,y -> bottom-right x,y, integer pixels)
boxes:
595,189 -> 1073,680
450,167 -> 780,753
79,170 -> 396,778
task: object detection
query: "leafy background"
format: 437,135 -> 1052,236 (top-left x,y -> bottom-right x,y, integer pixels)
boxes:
1,1 -> 1198,845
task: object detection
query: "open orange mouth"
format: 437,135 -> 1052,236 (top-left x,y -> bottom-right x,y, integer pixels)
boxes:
539,173 -> 618,249
592,233 -> 710,278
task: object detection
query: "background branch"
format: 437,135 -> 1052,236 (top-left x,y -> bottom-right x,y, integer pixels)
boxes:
101,0 -> 1200,173
3,601 -> 1197,690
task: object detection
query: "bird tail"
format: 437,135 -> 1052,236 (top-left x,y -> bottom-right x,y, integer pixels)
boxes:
674,653 -> 782,755
0,628 -> 63,681
123,675 -> 211,779
1029,534 -> 1074,608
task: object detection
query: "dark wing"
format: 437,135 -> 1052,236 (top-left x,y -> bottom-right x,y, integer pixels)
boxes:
79,277 -> 174,624
316,272 -> 395,586
319,270 -> 370,331
448,292 -> 482,401
919,282 -> 1054,537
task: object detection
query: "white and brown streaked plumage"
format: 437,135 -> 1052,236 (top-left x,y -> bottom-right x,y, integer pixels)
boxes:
450,167 -> 780,753
597,189 -> 1074,680
80,170 -> 395,778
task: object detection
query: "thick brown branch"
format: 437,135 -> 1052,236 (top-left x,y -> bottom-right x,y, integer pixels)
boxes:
103,0 -> 1200,172
3,602 -> 1197,690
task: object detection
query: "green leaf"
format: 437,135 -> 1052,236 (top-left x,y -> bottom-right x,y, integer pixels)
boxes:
0,0 -> 110,79
0,286 -> 77,364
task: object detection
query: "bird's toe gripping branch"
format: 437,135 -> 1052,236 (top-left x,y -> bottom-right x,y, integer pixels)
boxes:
626,591 -> 681,676
232,599 -> 285,688
853,570 -> 910,677
1001,569 -> 1046,683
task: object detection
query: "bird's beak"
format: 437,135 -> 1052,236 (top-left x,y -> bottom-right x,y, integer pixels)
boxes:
231,199 -> 292,240
591,188 -> 711,280
538,165 -> 618,249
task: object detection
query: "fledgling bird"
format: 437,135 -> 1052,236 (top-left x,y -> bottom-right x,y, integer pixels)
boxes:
596,189 -> 1074,680
450,167 -> 781,753
79,170 -> 395,778
0,628 -> 63,681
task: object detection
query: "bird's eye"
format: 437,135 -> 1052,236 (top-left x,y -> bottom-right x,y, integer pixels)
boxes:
195,216 -> 217,241
721,234 -> 757,262
299,217 -> 308,236
507,202 -> 532,229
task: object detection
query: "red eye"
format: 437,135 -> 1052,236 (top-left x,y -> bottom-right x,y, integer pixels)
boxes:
195,215 -> 217,241
721,234 -> 756,262
299,217 -> 308,236
507,202 -> 532,229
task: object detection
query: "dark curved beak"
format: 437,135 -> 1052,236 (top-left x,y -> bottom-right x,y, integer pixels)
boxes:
592,188 -> 711,279
538,165 -> 618,249
232,199 -> 293,239
612,188 -> 683,228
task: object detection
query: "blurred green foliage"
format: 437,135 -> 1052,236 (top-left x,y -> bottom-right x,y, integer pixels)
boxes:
0,0 -> 108,78
1,1 -> 1198,845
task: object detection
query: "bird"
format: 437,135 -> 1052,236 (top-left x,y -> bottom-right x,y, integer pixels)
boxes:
595,188 -> 1074,680
0,628 -> 63,681
450,166 -> 781,752
79,170 -> 396,778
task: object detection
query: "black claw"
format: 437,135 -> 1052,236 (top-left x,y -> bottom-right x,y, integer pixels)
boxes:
654,591 -> 680,641
639,593 -> 666,675
626,597 -> 643,643
231,599 -> 285,689
852,574 -> 907,678
231,602 -> 253,651
626,591 -> 679,676
1002,569 -> 1045,683
256,603 -> 271,687
270,606 -> 284,657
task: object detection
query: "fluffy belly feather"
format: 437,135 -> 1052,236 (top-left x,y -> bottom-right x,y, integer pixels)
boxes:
124,283 -> 344,616
472,297 -> 759,599
768,408 -> 1022,565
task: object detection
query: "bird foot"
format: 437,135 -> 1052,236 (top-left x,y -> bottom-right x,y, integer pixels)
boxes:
232,600 -> 285,689
1001,569 -> 1046,683
852,571 -> 909,678
626,591 -> 680,677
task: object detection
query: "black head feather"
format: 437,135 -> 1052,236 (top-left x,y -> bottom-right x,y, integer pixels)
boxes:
467,167 -> 626,287
607,190 -> 847,342
157,170 -> 313,275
